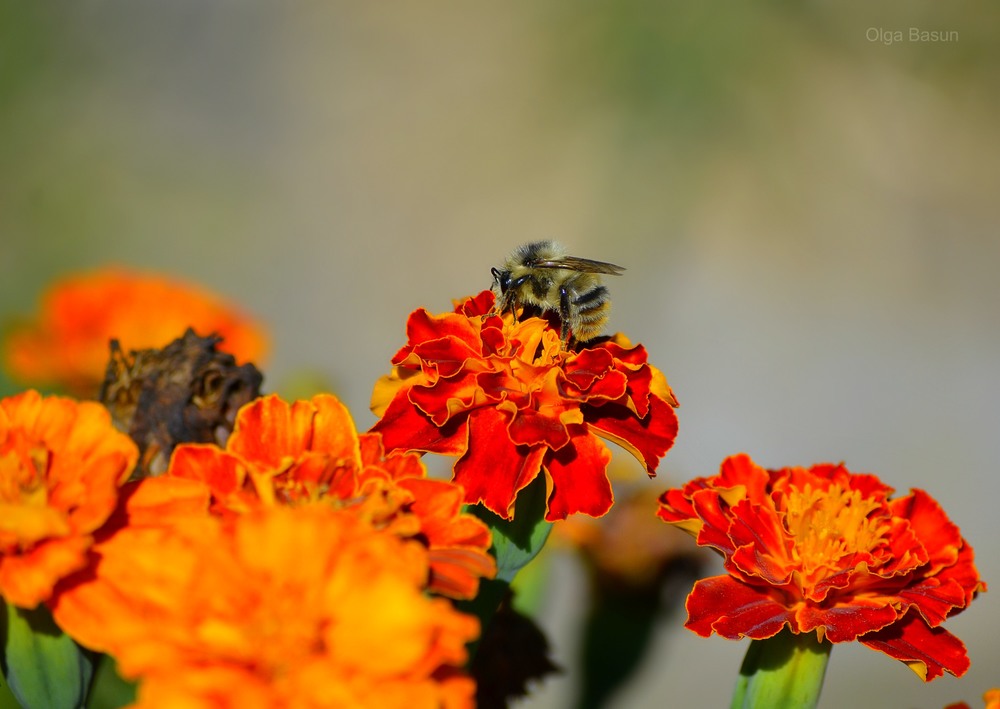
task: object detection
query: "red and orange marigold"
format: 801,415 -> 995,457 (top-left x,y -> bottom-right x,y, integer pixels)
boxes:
370,291 -> 679,521
0,390 -> 138,608
3,267 -> 267,396
658,453 -> 986,681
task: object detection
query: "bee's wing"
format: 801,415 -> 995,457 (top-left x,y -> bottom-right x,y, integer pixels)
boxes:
529,255 -> 626,275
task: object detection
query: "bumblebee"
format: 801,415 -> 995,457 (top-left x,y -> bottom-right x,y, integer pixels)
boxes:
490,240 -> 625,345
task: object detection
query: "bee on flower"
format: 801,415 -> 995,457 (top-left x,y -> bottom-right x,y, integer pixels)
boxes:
371,285 -> 679,521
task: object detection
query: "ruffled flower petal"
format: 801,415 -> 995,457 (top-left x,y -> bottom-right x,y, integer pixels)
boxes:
0,391 -> 137,608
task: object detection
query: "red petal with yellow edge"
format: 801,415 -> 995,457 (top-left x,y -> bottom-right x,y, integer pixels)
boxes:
795,597 -> 901,642
453,408 -> 545,519
686,489 -> 742,556
600,341 -> 655,416
561,350 -> 629,402
561,348 -> 614,389
542,425 -> 614,521
404,308 -> 481,355
505,404 -> 573,451
727,498 -> 797,586
859,609 -> 971,680
717,453 -> 771,502
895,576 -> 975,628
371,392 -> 468,457
655,487 -> 699,527
892,490 -> 963,573
409,372 -> 481,425
358,432 -> 426,482
869,517 -> 929,576
684,575 -> 793,640
410,336 -> 484,380
456,290 -> 494,317
476,371 -> 530,408
947,541 -> 987,604
585,395 -> 678,474
479,321 -> 508,356
600,339 -> 649,367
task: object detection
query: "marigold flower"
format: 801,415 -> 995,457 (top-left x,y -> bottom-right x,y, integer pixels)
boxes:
658,453 -> 986,681
370,291 -> 679,521
161,393 -> 495,599
0,390 -> 138,608
3,267 -> 267,396
54,503 -> 479,709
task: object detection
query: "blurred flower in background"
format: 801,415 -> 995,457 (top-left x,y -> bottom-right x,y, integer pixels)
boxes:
3,268 -> 268,397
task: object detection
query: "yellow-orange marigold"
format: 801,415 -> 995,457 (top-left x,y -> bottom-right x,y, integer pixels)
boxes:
0,390 -> 138,608
54,502 -> 479,709
3,267 -> 267,396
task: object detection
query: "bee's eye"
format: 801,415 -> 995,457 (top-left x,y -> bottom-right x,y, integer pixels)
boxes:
491,268 -> 511,293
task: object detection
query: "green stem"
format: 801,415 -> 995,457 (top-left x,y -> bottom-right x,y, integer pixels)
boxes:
461,473 -> 553,658
731,629 -> 832,709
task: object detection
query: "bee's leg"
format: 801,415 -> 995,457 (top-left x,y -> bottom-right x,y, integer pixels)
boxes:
559,285 -> 571,343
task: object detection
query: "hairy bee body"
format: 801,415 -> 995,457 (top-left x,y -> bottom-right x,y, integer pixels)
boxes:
491,240 -> 625,344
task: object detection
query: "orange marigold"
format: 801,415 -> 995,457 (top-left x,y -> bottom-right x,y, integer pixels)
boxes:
658,453 -> 986,681
370,291 -> 679,521
54,502 -> 479,709
3,267 -> 267,396
0,390 -> 137,608
162,394 -> 495,599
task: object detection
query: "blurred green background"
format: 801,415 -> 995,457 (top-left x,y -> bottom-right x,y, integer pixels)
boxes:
2,2 -> 998,707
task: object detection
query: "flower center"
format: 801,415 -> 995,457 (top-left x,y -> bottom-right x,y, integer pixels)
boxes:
781,482 -> 888,581
0,433 -> 50,507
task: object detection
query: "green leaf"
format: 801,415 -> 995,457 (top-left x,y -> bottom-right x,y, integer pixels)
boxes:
471,472 -> 553,583
85,655 -> 137,709
731,629 -> 832,709
1,601 -> 95,709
